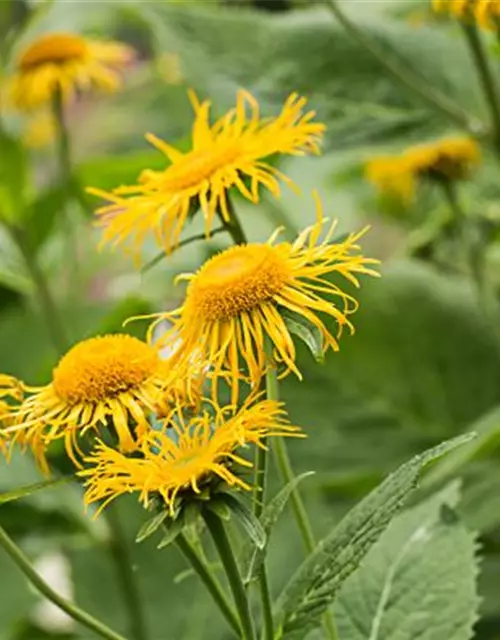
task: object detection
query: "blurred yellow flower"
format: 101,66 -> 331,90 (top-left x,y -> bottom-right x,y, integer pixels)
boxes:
79,397 -> 301,515
366,137 -> 480,202
431,0 -> 474,19
432,0 -> 500,27
365,156 -> 416,205
148,198 -> 378,403
9,334 -> 195,470
475,0 -> 500,28
5,32 -> 134,111
22,112 -> 56,149
404,136 -> 481,180
88,90 -> 325,260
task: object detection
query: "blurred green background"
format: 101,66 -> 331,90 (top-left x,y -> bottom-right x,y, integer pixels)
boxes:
0,0 -> 499,638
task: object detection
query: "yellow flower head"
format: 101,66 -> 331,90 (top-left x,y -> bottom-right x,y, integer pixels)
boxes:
431,0 -> 475,19
364,156 -> 416,205
474,0 -> 500,28
404,136 -> 481,181
5,32 -> 134,111
79,397 -> 301,515
148,198 -> 378,403
432,0 -> 500,27
9,334 -> 196,470
366,137 -> 480,203
88,90 -> 325,260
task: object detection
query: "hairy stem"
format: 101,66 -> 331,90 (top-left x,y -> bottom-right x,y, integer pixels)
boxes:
326,0 -> 481,133
9,225 -> 67,354
267,361 -> 338,640
461,22 -> 500,150
175,531 -> 240,636
202,509 -> 255,640
0,524 -> 126,640
105,506 -> 148,640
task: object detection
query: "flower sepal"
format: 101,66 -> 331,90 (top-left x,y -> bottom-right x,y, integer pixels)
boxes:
280,308 -> 325,365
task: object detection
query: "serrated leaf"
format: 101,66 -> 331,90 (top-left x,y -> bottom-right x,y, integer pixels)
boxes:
0,477 -> 70,505
274,433 -> 476,640
136,510 -> 169,543
335,482 -> 479,640
281,309 -> 324,364
219,493 -> 266,549
243,472 -> 314,585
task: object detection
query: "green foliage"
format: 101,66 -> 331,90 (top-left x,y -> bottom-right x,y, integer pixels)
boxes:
335,482 -> 479,640
274,434 -> 475,640
0,477 -> 70,505
281,309 -> 325,364
242,472 -> 314,585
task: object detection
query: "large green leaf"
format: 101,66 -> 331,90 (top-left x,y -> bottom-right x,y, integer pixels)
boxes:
335,483 -> 479,640
274,434 -> 475,639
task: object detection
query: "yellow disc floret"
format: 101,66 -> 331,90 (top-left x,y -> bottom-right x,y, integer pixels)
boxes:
9,333 -> 198,471
185,245 -> 290,322
53,335 -> 158,405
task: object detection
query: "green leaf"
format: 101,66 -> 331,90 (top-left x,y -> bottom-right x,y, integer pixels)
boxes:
157,517 -> 186,550
0,477 -> 71,505
281,309 -> 324,364
242,472 -> 314,585
136,510 -> 169,543
335,482 -> 479,640
0,132 -> 30,223
218,493 -> 266,549
274,433 -> 476,639
206,499 -> 232,522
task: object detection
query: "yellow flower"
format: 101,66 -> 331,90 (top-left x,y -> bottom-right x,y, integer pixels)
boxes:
9,334 -> 195,470
431,0 -> 475,19
147,198 -> 378,403
88,90 -> 325,260
366,137 -> 480,203
22,111 -> 56,149
5,32 -> 134,111
474,0 -> 500,28
0,374 -> 24,456
79,397 -> 301,515
404,136 -> 481,181
364,156 -> 416,205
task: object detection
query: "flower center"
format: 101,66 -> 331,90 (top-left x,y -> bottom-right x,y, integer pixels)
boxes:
160,144 -> 241,192
186,244 -> 289,321
53,335 -> 159,405
18,33 -> 88,71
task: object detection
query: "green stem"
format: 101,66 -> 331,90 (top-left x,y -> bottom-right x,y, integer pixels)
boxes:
266,363 -> 338,640
52,88 -> 80,294
461,23 -> 500,150
217,197 -> 248,245
175,531 -> 240,636
104,506 -> 148,640
202,509 -> 255,640
0,524 -> 126,640
257,566 -> 273,640
141,226 -> 227,274
325,0 -> 482,133
9,225 -> 67,354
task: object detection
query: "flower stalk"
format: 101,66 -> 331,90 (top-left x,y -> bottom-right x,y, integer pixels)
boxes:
460,22 -> 500,150
175,531 -> 240,635
326,0 -> 481,133
0,523 -> 126,640
202,509 -> 255,640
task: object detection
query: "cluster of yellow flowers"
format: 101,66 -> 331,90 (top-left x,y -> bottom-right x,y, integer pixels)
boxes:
0,31 -> 378,518
432,0 -> 500,29
365,136 -> 481,204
